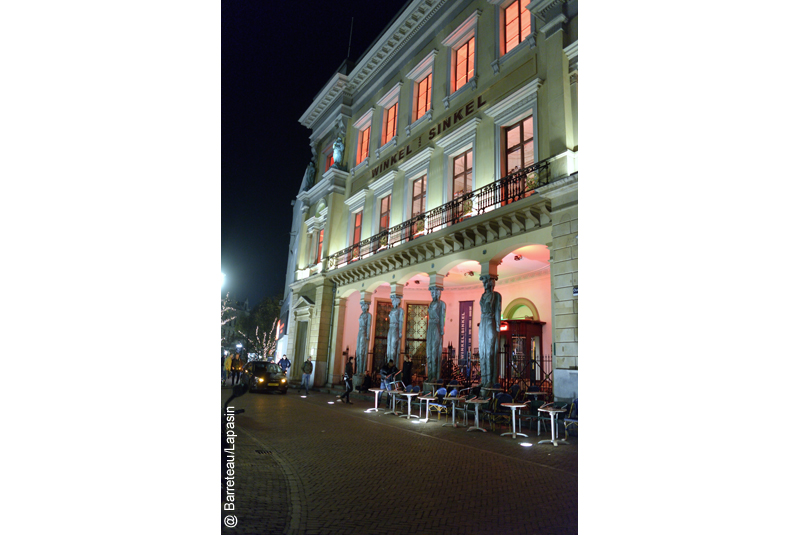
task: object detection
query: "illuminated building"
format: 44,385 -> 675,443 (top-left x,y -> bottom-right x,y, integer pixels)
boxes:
279,0 -> 578,400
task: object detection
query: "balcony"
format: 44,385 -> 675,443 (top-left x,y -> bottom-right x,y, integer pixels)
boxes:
325,158 -> 559,280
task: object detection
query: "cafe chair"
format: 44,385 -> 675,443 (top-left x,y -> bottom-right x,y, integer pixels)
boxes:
454,388 -> 474,426
485,393 -> 513,432
510,384 -> 523,403
564,398 -> 578,439
519,399 -> 547,434
428,387 -> 450,420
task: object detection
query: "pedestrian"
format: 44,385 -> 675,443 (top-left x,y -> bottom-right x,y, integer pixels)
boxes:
338,357 -> 354,404
278,354 -> 291,374
231,353 -> 243,385
223,352 -> 233,386
402,354 -> 413,387
379,359 -> 398,408
300,356 -> 313,395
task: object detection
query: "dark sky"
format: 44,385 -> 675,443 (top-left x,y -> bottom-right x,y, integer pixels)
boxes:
222,0 -> 410,307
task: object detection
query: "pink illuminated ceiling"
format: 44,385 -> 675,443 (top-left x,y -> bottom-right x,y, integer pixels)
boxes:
403,244 -> 550,289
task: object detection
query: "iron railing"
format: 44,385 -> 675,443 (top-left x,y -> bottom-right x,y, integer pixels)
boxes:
326,158 -> 552,270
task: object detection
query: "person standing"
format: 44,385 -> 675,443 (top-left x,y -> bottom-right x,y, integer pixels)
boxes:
379,359 -> 398,408
300,356 -> 313,395
278,354 -> 291,374
223,352 -> 233,386
338,357 -> 354,404
402,354 -> 413,387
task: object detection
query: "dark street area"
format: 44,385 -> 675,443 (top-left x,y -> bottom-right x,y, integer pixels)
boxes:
222,388 -> 577,534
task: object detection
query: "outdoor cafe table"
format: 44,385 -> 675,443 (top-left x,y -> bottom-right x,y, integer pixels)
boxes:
524,391 -> 545,400
500,402 -> 529,439
465,398 -> 490,433
398,392 -> 419,419
384,389 -> 403,416
482,387 -> 504,399
417,393 -> 436,421
442,396 -> 466,428
537,405 -> 568,446
367,388 -> 383,413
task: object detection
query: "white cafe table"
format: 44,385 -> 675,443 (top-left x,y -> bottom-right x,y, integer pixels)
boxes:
384,389 -> 403,416
500,402 -> 529,439
537,405 -> 568,446
465,398 -> 490,433
417,393 -> 436,421
398,392 -> 419,419
442,396 -> 466,428
367,388 -> 383,413
524,391 -> 545,400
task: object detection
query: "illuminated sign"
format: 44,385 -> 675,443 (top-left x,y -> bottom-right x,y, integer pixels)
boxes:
369,94 -> 488,178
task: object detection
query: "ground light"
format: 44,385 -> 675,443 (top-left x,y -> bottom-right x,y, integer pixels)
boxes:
519,442 -> 533,447
327,401 -> 334,404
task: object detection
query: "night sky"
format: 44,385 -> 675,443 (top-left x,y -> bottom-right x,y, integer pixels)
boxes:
222,0 -> 410,306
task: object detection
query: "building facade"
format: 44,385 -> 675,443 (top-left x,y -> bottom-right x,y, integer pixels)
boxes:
280,0 -> 578,400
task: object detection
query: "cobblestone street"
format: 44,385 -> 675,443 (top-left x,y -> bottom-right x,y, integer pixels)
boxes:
222,388 -> 578,535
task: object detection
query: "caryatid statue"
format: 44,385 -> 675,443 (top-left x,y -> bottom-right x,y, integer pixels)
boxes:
386,293 -> 404,364
332,136 -> 345,170
426,285 -> 446,381
478,275 -> 502,387
355,299 -> 371,375
301,159 -> 316,192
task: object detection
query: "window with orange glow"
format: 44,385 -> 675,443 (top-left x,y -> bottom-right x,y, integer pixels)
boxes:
454,37 -> 474,91
316,229 -> 324,263
452,149 -> 473,199
411,175 -> 427,217
414,73 -> 432,121
326,152 -> 333,171
379,195 -> 391,232
502,1 -> 531,55
357,126 -> 370,165
382,103 -> 397,145
352,211 -> 362,245
504,116 -> 534,175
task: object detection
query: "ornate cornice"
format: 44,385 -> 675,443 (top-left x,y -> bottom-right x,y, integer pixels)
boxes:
299,73 -> 349,129
528,0 -> 567,22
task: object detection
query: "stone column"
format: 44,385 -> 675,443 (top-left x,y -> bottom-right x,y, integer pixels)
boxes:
356,291 -> 373,375
326,296 -> 348,388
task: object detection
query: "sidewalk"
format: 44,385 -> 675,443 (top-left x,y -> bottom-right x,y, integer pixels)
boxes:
221,385 -> 577,535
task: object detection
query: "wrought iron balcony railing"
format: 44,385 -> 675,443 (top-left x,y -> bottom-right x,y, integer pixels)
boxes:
326,158 -> 552,270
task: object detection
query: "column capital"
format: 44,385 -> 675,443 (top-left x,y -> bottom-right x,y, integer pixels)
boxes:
428,273 -> 445,289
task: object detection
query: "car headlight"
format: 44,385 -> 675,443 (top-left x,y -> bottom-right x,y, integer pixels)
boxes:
281,378 -> 286,383
258,378 -> 264,383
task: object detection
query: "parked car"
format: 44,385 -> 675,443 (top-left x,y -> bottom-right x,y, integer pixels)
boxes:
242,361 -> 288,394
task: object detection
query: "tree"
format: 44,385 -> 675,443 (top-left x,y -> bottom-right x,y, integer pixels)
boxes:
221,292 -> 237,349
235,295 -> 281,359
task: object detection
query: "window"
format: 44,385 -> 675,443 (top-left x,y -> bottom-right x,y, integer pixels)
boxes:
325,152 -> 334,172
378,195 -> 391,232
411,176 -> 427,217
501,1 -> 531,56
504,116 -> 534,174
406,50 -> 437,134
382,103 -> 397,146
454,38 -> 475,92
357,127 -> 370,165
452,149 -> 473,199
414,74 -> 432,122
352,211 -> 362,245
442,10 -> 480,104
316,229 -> 324,264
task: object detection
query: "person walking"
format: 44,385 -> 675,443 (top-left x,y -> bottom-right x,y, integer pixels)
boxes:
338,357 -> 354,404
231,353 -> 243,386
300,356 -> 313,395
278,354 -> 291,374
